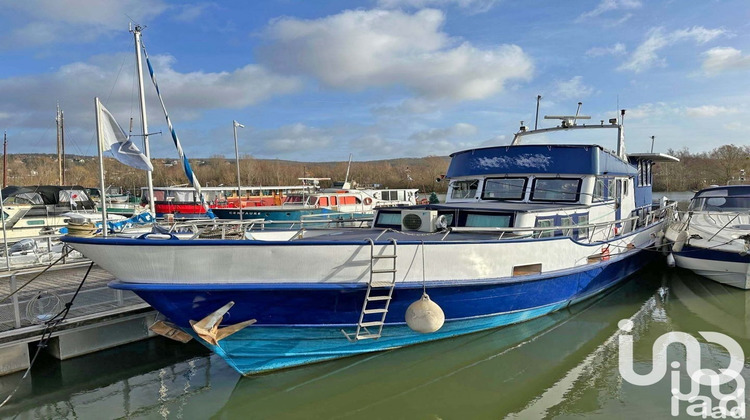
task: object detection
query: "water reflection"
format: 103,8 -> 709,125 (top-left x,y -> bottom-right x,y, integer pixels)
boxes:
1,263 -> 748,419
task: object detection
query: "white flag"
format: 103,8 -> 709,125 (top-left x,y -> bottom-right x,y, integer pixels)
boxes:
98,104 -> 153,171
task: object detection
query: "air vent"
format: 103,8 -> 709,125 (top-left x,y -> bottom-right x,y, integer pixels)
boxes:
402,213 -> 423,230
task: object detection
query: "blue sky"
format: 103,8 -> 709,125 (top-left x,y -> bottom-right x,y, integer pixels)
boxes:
0,0 -> 748,162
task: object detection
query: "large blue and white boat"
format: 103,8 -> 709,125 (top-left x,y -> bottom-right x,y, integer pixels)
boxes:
63,111 -> 678,375
664,185 -> 750,289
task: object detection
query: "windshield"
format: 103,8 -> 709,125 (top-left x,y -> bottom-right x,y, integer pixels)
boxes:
689,196 -> 750,212
482,178 -> 526,200
450,180 -> 479,200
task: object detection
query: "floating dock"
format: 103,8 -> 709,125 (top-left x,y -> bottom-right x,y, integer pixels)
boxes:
0,262 -> 156,376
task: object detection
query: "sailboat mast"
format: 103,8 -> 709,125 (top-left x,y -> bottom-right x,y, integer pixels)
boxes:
56,103 -> 63,185
344,153 -> 352,186
131,24 -> 156,214
61,109 -> 66,185
3,131 -> 6,189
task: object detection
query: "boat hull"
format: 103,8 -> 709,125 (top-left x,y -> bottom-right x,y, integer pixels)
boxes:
109,247 -> 654,375
673,245 -> 750,289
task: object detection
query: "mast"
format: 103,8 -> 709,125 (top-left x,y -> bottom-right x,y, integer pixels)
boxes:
131,24 -> 156,214
2,131 -> 6,189
56,104 -> 63,185
61,109 -> 66,184
233,120 -> 244,221
343,153 -> 352,186
616,109 -> 626,159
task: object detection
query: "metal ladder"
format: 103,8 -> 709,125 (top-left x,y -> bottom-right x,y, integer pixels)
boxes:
342,238 -> 398,342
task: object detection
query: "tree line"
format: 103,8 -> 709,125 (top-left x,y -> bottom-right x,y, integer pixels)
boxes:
653,144 -> 750,191
1,154 -> 452,195
2,144 -> 745,195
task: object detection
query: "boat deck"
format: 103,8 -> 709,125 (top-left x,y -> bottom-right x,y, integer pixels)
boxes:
292,228 -> 529,243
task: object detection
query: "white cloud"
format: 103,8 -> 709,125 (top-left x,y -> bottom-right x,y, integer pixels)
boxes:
702,47 -> 750,75
585,43 -> 626,57
172,4 -> 214,23
577,0 -> 641,21
350,134 -> 397,157
626,103 -> 741,121
377,0 -> 500,13
685,105 -> 740,118
0,0 -> 168,48
372,98 -> 443,116
409,123 -> 478,141
724,121 -> 744,131
259,9 -> 533,101
619,26 -> 726,73
553,76 -> 594,100
254,123 -> 334,154
0,52 -> 301,132
625,102 -> 677,120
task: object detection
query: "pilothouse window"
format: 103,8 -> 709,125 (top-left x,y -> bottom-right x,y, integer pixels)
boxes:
450,180 -> 479,200
531,178 -> 581,202
482,178 -> 527,200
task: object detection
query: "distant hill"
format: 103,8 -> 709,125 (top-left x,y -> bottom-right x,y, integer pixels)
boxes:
1,154 -> 451,194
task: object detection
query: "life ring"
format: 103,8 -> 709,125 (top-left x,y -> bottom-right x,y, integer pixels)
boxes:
364,197 -> 373,205
601,245 -> 610,261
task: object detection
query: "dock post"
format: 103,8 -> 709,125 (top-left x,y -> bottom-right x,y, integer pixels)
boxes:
10,274 -> 21,328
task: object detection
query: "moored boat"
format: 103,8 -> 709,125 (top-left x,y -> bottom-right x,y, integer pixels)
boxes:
1,185 -> 101,241
141,185 -> 311,219
664,185 -> 750,289
212,179 -> 418,227
64,110 -> 678,375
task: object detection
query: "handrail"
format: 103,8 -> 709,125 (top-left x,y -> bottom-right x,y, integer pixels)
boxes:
445,203 -> 675,241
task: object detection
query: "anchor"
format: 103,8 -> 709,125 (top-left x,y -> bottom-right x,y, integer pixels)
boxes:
190,301 -> 256,346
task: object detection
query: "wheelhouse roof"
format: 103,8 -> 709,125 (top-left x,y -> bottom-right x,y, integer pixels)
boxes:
446,144 -> 637,178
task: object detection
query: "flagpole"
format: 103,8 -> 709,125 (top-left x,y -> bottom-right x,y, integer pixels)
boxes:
94,97 -> 108,238
233,120 -> 244,221
0,187 -> 10,269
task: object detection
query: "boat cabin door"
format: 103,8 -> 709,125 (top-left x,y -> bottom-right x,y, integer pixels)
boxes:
615,179 -> 623,230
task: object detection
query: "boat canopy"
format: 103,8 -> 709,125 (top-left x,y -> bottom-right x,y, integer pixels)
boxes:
447,144 -> 637,178
2,185 -> 95,207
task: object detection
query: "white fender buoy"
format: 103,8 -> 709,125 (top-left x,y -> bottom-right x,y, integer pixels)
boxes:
666,252 -> 676,268
406,294 -> 445,333
672,230 -> 688,253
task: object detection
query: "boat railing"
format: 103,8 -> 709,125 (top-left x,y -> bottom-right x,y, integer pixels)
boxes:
162,213 -> 373,240
444,203 -> 675,243
0,232 -> 88,271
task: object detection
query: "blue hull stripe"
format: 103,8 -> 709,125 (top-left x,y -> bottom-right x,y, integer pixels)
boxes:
676,245 -> 750,263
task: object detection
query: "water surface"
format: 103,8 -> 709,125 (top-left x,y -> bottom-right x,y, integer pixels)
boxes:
1,264 -> 747,419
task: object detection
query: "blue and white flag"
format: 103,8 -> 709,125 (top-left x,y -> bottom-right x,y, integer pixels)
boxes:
142,43 -> 215,218
98,103 -> 154,171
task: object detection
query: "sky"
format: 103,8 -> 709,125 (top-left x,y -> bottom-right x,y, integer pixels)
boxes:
0,0 -> 748,162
